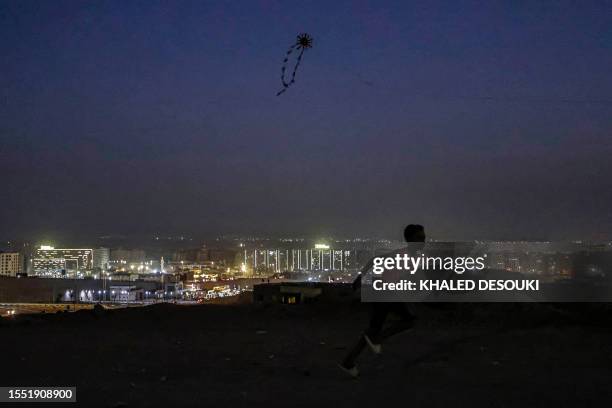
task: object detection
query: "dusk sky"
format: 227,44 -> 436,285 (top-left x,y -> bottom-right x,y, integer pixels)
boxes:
1,0 -> 611,241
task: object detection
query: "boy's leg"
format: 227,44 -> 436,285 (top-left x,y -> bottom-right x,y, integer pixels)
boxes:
341,335 -> 366,368
364,302 -> 390,343
380,303 -> 415,341
342,303 -> 389,367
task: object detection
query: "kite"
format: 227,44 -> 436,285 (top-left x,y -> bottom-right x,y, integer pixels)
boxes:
276,33 -> 313,96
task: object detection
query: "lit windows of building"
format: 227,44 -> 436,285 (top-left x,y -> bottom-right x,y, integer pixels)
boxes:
0,252 -> 23,277
32,246 -> 93,278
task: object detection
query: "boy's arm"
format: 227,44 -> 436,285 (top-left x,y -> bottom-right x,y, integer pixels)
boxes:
352,258 -> 375,291
351,274 -> 362,291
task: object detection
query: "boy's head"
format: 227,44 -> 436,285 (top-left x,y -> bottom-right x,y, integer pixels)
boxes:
404,224 -> 425,243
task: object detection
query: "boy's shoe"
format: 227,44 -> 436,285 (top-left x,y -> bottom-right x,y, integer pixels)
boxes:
364,334 -> 382,355
338,363 -> 359,378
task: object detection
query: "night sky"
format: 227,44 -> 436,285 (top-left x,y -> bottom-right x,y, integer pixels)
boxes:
1,1 -> 611,241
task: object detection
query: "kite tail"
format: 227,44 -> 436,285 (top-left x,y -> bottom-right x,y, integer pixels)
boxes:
277,45 -> 305,96
289,48 -> 305,84
280,44 -> 297,88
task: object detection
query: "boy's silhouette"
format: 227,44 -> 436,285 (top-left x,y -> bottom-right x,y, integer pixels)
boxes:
339,224 -> 425,377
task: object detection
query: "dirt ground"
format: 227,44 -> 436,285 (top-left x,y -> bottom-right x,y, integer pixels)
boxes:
2,300 -> 612,407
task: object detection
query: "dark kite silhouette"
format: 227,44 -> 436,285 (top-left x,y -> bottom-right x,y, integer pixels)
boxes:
277,33 -> 313,96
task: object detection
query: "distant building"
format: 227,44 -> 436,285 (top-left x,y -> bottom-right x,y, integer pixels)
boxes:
92,247 -> 110,271
173,247 -> 209,263
32,246 -> 93,278
164,281 -> 183,298
0,252 -> 23,277
110,248 -> 145,263
172,246 -> 236,264
109,285 -> 145,302
243,245 -> 356,274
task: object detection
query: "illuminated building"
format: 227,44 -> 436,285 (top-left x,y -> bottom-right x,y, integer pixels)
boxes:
92,248 -> 110,271
32,246 -> 93,278
243,244 -> 355,274
0,252 -> 23,277
109,285 -> 144,302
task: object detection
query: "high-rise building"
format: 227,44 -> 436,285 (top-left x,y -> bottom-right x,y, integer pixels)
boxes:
92,248 -> 110,271
32,246 -> 93,278
0,252 -> 23,277
243,244 -> 356,273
